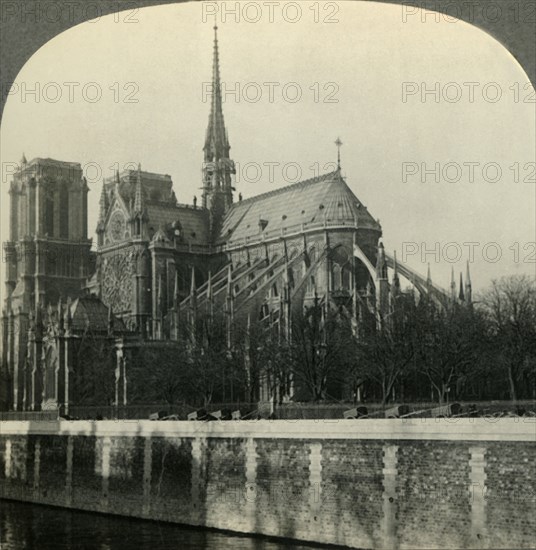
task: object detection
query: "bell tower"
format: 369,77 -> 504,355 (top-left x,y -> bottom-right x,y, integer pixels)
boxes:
1,157 -> 93,410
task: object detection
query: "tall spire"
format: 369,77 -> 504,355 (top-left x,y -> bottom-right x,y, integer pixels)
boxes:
204,25 -> 229,162
202,25 -> 236,221
459,272 -> 465,301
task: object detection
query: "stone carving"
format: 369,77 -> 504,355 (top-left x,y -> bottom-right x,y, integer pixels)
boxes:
102,253 -> 134,313
107,209 -> 131,243
43,343 -> 58,402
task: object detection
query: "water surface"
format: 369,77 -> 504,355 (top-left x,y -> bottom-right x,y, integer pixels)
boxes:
0,500 -> 322,550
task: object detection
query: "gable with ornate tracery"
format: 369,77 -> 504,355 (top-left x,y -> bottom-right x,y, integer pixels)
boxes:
104,200 -> 131,246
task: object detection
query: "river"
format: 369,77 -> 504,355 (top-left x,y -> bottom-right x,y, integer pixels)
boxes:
0,500 -> 323,550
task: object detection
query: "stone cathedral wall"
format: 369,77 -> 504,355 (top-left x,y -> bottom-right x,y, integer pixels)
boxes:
0,419 -> 534,549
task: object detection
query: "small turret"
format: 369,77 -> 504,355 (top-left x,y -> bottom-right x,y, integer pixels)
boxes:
96,180 -> 108,241
465,261 -> 472,304
64,297 -> 73,333
376,242 -> 387,280
108,305 -> 114,336
392,250 -> 400,295
131,164 -> 147,237
450,266 -> 456,300
57,297 -> 64,333
133,164 -> 145,214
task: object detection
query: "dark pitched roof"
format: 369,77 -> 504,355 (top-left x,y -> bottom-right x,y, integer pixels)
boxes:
69,295 -> 125,332
145,202 -> 210,245
220,171 -> 380,245
102,168 -> 210,245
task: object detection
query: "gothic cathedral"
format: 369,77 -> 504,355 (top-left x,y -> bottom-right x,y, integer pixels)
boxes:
1,28 -> 460,413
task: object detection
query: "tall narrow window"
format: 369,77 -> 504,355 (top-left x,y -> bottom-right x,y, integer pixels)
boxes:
342,265 -> 350,289
44,187 -> 54,236
333,264 -> 342,290
59,184 -> 69,238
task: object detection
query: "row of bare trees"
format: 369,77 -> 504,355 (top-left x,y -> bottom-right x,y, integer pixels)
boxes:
355,275 -> 536,405
73,274 -> 535,408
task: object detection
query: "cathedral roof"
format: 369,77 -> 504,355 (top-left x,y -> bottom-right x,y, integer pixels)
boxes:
68,295 -> 125,332
103,168 -> 210,245
220,171 -> 381,246
145,202 -> 210,245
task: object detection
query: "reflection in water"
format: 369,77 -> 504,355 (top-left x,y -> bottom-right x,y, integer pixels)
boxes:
0,500 -> 320,550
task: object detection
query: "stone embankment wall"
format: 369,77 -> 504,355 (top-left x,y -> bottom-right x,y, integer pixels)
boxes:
0,419 -> 534,549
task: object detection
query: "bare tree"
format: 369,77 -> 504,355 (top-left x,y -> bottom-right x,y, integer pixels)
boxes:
415,300 -> 485,406
73,330 -> 115,406
142,346 -> 184,406
481,275 -> 536,401
356,295 -> 417,406
289,299 -> 354,402
178,313 -> 230,407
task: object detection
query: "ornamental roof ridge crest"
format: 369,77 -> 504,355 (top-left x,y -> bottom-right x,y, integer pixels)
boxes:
233,170 -> 342,207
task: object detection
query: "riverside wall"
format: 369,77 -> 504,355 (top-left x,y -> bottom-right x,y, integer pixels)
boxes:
0,418 -> 534,549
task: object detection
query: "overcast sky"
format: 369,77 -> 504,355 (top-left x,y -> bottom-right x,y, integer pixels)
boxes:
1,1 -> 534,297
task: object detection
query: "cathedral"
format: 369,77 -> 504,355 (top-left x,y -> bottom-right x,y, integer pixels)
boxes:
0,28 -> 467,414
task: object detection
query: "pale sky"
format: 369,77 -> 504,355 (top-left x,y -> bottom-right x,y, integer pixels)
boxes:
1,1 -> 535,298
